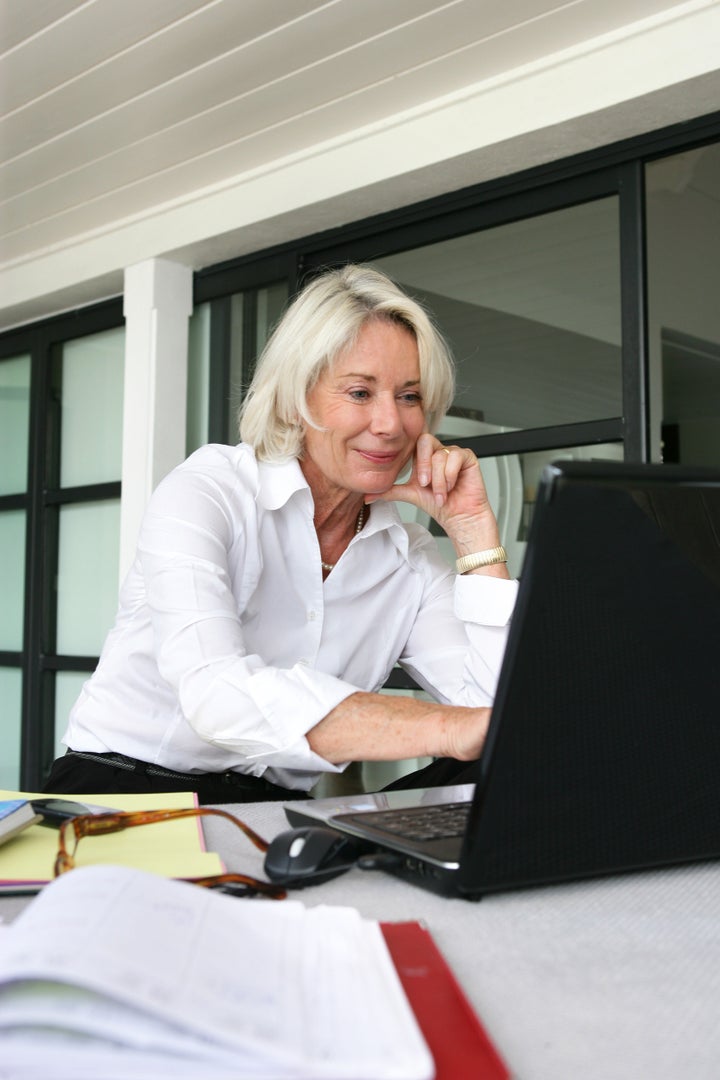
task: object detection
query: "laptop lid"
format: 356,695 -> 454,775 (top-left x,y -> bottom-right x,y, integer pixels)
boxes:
455,459 -> 720,895
287,461 -> 720,897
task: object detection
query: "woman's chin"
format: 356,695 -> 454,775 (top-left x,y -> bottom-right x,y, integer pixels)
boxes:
360,472 -> 402,495
352,460 -> 411,496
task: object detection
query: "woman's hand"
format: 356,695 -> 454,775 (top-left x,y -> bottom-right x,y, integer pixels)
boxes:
367,433 -> 505,560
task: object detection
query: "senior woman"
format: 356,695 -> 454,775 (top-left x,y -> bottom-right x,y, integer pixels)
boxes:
44,265 -> 518,804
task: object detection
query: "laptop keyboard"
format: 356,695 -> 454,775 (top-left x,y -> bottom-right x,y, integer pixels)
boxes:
348,801 -> 470,842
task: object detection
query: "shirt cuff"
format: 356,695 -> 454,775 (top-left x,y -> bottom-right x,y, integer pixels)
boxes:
454,573 -> 518,626
240,664 -> 359,769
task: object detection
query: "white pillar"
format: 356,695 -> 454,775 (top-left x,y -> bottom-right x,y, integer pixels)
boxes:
119,258 -> 193,582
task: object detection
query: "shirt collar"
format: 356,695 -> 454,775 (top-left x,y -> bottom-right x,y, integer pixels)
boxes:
361,498 -> 412,560
256,456 -> 310,511
255,453 -> 413,561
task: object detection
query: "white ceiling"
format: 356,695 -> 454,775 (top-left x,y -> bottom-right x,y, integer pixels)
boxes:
1,0 -> 719,329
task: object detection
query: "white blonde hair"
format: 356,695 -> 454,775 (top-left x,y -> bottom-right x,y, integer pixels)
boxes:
238,264 -> 455,461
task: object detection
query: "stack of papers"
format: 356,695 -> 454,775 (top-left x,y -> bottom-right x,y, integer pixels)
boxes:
0,864 -> 433,1080
0,790 -> 225,892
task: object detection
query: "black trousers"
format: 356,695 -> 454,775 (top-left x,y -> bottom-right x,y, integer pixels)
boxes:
43,751 -> 309,805
43,750 -> 479,804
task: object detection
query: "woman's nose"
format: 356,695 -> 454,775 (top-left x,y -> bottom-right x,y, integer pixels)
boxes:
369,395 -> 402,435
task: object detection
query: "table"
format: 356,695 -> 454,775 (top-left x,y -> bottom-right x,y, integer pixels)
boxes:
3,800 -> 720,1079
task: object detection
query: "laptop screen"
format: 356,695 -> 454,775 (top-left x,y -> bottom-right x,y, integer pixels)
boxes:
458,460 -> 720,894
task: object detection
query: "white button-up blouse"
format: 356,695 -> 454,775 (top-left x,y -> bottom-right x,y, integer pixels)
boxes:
64,443 -> 518,790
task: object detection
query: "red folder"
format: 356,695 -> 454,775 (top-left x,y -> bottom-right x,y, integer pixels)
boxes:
381,921 -> 509,1080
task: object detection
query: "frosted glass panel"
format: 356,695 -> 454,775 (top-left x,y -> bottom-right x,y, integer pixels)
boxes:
60,327 -> 125,487
373,198 -> 622,430
55,671 -> 90,756
0,668 -> 22,789
0,353 -> 31,496
187,302 -> 210,455
56,500 -> 120,655
0,511 -> 26,650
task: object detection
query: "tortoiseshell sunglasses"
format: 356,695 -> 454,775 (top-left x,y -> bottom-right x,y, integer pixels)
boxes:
53,806 -> 286,899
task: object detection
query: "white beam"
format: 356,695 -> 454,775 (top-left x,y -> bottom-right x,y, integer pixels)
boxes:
119,258 -> 193,582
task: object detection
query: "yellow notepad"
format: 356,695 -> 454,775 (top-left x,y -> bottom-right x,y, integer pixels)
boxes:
0,789 -> 225,891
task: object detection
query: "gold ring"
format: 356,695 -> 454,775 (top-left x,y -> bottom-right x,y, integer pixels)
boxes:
442,447 -> 451,455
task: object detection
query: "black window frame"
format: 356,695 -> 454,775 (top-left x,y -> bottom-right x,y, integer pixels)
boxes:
302,164 -> 640,460
196,108 -> 720,464
0,299 -> 124,788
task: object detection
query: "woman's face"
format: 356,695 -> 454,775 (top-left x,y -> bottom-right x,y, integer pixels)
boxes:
301,318 -> 426,498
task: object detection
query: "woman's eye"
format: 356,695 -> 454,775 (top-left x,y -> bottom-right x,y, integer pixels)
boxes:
399,392 -> 422,405
349,388 -> 371,400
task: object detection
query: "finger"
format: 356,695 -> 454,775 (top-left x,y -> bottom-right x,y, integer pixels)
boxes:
430,445 -> 463,506
366,481 -> 423,508
415,433 -> 438,488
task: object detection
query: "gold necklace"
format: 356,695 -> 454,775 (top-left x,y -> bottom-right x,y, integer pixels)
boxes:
321,505 -> 366,573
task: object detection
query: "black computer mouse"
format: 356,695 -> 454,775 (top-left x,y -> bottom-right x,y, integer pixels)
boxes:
263,826 -> 364,887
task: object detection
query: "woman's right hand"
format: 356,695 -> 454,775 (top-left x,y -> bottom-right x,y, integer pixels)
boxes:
307,692 -> 492,765
366,434 -> 508,574
436,705 -> 492,761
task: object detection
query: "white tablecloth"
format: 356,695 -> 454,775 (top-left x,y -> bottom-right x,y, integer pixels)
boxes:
3,800 -> 719,1079
202,801 -> 720,1080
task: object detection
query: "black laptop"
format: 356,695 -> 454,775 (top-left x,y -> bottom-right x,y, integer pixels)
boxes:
285,460 -> 720,898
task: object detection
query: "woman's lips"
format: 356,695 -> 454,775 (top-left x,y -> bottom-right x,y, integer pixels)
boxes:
356,450 -> 400,465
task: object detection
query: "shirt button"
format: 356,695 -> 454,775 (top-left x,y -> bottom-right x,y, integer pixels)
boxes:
308,610 -> 317,621
298,658 -> 309,666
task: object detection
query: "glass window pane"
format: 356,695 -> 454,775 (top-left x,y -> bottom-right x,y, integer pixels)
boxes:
56,500 -> 120,655
256,281 -> 288,354
0,511 -> 26,651
60,327 -> 125,487
227,281 -> 289,441
372,198 -> 622,431
646,142 -> 720,467
0,668 -> 22,788
517,440 -> 624,542
0,353 -> 31,496
187,302 -> 211,455
55,671 -> 90,757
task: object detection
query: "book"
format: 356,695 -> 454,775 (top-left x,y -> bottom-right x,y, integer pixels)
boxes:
0,800 -> 41,847
0,864 -> 435,1079
381,922 -> 509,1080
0,789 -> 225,893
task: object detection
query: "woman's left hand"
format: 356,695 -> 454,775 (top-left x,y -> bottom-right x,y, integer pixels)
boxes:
366,433 -> 502,557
